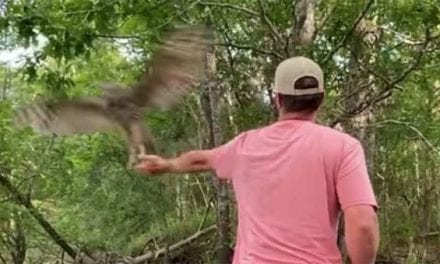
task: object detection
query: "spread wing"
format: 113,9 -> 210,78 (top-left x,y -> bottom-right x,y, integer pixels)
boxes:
131,24 -> 214,109
14,98 -> 118,136
13,24 -> 214,149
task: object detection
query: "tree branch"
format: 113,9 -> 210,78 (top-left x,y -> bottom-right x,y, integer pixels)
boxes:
423,64 -> 440,70
0,236 -> 12,251
257,0 -> 283,43
329,27 -> 432,128
322,0 -> 375,65
0,197 -> 13,203
313,3 -> 338,39
218,16 -> 238,74
94,34 -> 141,39
388,28 -> 431,88
198,196 -> 214,231
380,27 -> 440,46
0,172 -> 78,260
0,252 -> 6,264
372,120 -> 439,154
197,1 -> 258,16
132,225 -> 217,263
215,42 -> 283,59
61,0 -> 117,15
350,50 -> 404,91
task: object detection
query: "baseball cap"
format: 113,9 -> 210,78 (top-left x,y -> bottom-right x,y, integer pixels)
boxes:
273,56 -> 324,96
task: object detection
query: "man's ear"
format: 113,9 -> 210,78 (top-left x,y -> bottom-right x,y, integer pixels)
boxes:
274,92 -> 281,109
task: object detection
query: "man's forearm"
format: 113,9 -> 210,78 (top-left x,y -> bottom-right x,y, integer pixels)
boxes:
345,220 -> 379,264
169,150 -> 213,173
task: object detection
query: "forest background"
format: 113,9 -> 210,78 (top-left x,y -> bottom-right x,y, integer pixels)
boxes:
0,0 -> 439,263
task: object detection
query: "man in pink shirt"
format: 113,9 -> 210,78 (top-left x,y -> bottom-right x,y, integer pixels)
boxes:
135,56 -> 379,264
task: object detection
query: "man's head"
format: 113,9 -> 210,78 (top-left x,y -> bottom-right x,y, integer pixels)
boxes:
273,56 -> 325,117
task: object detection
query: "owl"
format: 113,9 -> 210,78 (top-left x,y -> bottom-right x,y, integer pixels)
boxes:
355,18 -> 383,47
13,24 -> 214,168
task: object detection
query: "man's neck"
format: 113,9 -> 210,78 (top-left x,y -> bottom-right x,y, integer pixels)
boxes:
278,111 -> 317,122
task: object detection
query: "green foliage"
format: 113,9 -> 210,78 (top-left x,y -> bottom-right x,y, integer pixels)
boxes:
0,0 -> 439,263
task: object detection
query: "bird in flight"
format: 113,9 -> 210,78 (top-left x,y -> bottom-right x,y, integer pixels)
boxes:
13,24 -> 214,168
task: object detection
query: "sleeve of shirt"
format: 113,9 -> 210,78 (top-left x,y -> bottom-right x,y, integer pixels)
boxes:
208,132 -> 246,180
336,139 -> 378,211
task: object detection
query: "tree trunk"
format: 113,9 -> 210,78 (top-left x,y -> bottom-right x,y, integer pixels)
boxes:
199,48 -> 233,263
293,0 -> 317,47
10,211 -> 26,264
0,211 -> 26,264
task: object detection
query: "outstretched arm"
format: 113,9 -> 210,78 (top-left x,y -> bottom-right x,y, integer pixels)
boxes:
136,132 -> 245,178
135,150 -> 215,175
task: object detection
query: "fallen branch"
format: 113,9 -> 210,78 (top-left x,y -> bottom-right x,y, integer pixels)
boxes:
322,0 -> 375,65
132,225 -> 217,263
417,231 -> 440,238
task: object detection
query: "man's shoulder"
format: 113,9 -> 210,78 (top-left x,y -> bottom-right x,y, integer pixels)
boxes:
224,129 -> 253,146
311,122 -> 361,145
235,126 -> 264,138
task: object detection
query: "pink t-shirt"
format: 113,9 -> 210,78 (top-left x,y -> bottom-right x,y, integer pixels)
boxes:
210,119 -> 377,264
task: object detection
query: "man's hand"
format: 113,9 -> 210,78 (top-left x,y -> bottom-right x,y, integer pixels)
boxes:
135,155 -> 172,175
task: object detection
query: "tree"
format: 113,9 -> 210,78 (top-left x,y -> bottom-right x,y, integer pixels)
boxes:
0,0 -> 439,263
